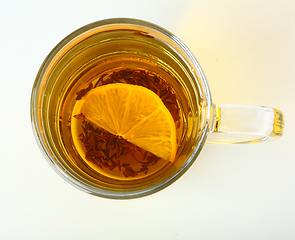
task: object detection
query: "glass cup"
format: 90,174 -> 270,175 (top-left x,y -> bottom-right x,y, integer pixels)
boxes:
31,18 -> 284,199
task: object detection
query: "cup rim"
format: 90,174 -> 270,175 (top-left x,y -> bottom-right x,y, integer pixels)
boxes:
31,18 -> 213,199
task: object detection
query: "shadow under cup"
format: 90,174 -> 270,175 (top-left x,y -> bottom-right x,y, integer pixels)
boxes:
31,18 -> 213,199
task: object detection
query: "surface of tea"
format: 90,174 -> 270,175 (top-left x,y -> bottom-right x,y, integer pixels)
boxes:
70,67 -> 183,180
53,29 -> 198,183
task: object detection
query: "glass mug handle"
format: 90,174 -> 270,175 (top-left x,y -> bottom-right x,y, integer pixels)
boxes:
207,105 -> 284,144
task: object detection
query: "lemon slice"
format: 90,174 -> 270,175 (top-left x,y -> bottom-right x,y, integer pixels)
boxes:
74,83 -> 177,162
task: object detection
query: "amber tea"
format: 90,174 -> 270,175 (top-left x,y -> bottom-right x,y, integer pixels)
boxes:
49,28 -> 202,186
59,46 -> 199,187
32,20 -> 203,198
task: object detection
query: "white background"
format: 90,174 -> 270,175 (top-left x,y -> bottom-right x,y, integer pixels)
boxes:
1,1 -> 294,239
